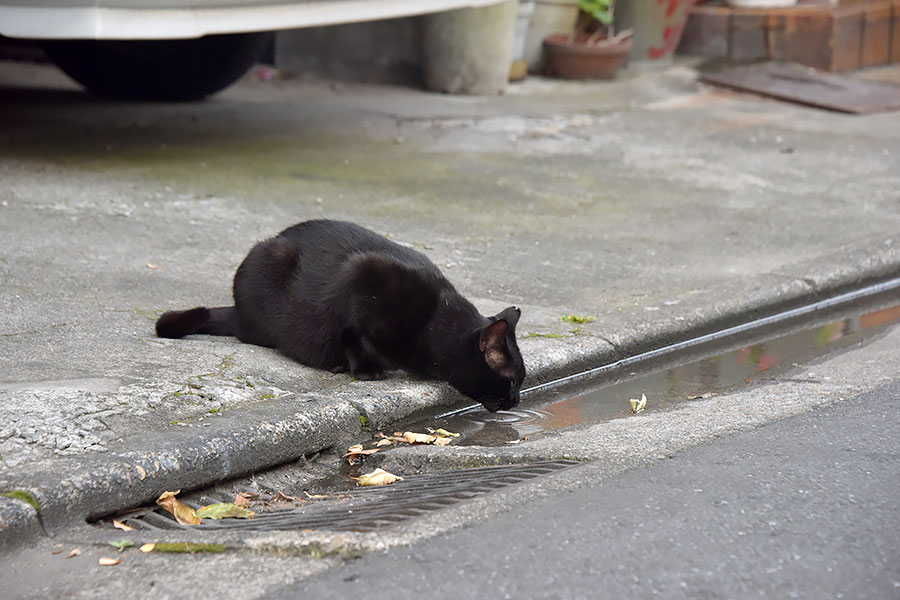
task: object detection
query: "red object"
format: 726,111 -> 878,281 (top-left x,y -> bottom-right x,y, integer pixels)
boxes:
543,33 -> 632,80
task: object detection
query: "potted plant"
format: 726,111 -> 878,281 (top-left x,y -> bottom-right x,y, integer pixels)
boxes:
542,0 -> 633,79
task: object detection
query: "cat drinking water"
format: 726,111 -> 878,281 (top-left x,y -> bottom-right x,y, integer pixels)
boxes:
156,220 -> 525,412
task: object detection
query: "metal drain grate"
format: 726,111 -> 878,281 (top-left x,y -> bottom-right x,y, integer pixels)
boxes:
115,460 -> 580,533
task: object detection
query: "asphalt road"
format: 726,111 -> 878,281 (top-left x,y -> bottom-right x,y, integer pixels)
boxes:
268,381 -> 900,599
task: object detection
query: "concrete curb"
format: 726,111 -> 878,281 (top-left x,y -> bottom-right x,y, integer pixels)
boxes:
0,236 -> 897,552
0,395 -> 361,544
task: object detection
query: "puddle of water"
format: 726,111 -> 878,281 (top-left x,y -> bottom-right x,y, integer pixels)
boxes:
402,302 -> 900,446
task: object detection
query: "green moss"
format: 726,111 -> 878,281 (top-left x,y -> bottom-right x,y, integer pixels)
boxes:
2,490 -> 39,511
148,542 -> 225,554
527,332 -> 565,339
216,353 -> 237,374
560,315 -> 596,324
207,408 -> 220,414
260,394 -> 275,400
359,414 -> 371,430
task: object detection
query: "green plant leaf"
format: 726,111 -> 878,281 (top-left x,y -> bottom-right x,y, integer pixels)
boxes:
578,0 -> 614,26
1,490 -> 39,511
108,540 -> 134,553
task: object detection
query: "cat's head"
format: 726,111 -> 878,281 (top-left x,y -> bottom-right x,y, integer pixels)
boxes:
452,306 -> 526,412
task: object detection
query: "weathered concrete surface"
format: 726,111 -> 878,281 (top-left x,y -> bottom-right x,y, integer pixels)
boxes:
0,59 -> 899,547
2,310 -> 899,599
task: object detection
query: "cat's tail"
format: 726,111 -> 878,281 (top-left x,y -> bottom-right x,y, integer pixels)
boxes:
155,306 -> 237,339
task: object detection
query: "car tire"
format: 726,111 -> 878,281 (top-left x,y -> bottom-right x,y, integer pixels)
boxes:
42,32 -> 273,101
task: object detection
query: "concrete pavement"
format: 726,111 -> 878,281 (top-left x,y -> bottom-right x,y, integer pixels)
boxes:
272,383 -> 900,600
0,58 -> 899,553
2,313 -> 899,599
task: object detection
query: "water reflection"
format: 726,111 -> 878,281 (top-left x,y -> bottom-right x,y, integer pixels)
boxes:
413,303 -> 900,446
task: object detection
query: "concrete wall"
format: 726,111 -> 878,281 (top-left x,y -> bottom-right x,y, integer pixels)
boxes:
274,17 -> 423,85
274,0 -> 516,95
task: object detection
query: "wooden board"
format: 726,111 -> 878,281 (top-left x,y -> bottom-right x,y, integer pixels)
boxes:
700,62 -> 900,114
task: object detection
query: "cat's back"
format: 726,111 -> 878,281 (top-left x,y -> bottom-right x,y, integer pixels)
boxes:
278,219 -> 435,270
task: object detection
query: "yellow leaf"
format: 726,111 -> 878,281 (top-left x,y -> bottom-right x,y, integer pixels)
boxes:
195,503 -> 255,520
403,431 -> 437,444
427,427 -> 460,438
140,543 -> 156,553
112,519 -> 134,532
433,436 -> 452,446
356,468 -> 403,487
155,490 -> 201,526
98,557 -> 121,566
629,393 -> 647,414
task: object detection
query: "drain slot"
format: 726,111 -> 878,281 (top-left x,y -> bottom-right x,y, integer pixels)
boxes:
107,460 -> 580,534
440,275 -> 900,419
415,280 -> 900,446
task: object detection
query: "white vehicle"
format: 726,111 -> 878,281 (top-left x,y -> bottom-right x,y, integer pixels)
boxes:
0,0 -> 503,100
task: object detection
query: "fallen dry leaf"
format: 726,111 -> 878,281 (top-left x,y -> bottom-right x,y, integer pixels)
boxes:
302,491 -> 328,500
112,519 -> 134,532
630,393 -> 647,414
274,490 -> 300,503
51,545 -> 64,555
195,503 -> 255,520
433,437 -> 452,446
403,431 -> 437,444
427,427 -> 460,438
233,493 -> 252,508
98,557 -> 121,566
140,543 -> 156,553
156,490 -> 201,526
375,432 -> 407,443
356,468 -> 403,487
66,549 -> 81,559
344,444 -> 381,465
145,263 -> 163,270
375,438 -> 394,447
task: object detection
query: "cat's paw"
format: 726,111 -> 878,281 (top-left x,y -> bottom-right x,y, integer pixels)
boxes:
351,368 -> 385,381
329,364 -> 349,374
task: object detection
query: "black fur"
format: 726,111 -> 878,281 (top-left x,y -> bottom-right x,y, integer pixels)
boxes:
156,220 -> 525,411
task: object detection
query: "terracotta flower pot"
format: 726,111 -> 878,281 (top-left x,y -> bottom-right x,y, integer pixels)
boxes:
542,33 -> 632,80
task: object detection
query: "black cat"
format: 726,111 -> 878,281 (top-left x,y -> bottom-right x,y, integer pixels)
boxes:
156,219 -> 525,412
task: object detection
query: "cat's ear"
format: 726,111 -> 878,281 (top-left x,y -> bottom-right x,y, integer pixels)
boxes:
494,306 -> 521,328
479,307 -> 521,379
